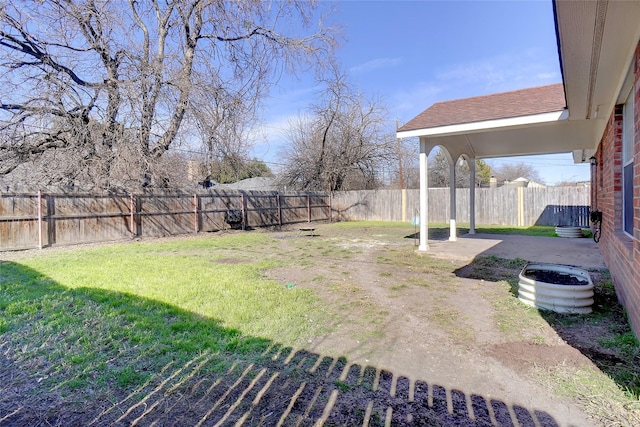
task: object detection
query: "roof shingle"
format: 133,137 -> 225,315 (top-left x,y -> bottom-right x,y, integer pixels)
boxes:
398,83 -> 566,132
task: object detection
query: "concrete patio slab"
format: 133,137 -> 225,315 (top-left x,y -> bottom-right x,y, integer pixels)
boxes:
425,233 -> 607,270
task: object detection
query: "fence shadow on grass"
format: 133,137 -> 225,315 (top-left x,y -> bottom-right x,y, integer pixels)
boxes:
0,261 -> 559,426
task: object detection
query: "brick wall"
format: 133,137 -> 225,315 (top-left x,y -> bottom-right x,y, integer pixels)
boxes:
592,41 -> 640,338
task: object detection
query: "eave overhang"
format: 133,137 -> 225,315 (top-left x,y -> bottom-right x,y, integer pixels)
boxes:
555,0 -> 640,150
397,110 -> 568,140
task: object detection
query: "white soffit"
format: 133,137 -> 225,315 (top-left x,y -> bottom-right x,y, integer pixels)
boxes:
396,110 -> 568,139
398,114 -> 599,160
556,0 -> 640,122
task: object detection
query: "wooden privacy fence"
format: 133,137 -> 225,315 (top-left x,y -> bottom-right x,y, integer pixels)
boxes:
331,186 -> 591,227
1,187 -> 590,251
0,190 -> 330,251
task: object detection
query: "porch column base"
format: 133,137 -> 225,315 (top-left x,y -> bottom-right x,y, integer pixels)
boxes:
449,219 -> 457,241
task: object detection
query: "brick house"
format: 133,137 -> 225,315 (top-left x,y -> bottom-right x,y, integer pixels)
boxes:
397,1 -> 640,337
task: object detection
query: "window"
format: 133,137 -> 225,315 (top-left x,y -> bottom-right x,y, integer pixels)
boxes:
623,88 -> 634,236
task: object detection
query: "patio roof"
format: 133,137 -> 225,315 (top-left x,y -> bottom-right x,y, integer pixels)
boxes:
396,83 -> 599,161
399,84 -> 566,132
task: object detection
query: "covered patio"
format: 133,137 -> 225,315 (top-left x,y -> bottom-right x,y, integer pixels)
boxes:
397,1 -> 639,252
396,83 -> 596,251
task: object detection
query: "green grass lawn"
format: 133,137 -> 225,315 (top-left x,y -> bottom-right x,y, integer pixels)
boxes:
331,220 -> 557,237
429,223 -> 558,237
0,233 -> 328,394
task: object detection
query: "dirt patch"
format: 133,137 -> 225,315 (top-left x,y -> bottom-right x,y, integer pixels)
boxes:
214,258 -> 253,264
261,229 -> 593,424
262,225 -> 636,426
486,342 -> 594,374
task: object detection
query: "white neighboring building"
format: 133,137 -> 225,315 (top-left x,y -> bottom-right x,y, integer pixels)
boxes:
504,177 -> 546,188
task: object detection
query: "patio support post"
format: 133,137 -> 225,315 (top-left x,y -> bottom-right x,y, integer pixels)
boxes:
449,161 -> 457,241
418,138 -> 429,251
469,157 -> 476,234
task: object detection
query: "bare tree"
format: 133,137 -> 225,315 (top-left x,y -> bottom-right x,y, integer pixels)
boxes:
0,0 -> 335,190
189,73 -> 264,184
279,69 -> 395,191
389,136 -> 419,189
427,148 -> 492,188
493,161 -> 543,184
428,149 -> 452,188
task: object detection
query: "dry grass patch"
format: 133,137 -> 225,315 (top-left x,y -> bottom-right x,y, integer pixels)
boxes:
428,303 -> 476,343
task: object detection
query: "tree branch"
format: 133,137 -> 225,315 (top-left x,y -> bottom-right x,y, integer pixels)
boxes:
0,30 -> 98,88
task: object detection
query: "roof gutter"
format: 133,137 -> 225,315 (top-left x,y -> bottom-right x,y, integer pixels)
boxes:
552,0 -> 568,110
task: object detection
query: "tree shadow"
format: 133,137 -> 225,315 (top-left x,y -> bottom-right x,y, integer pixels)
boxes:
1,261 -> 559,426
404,225 -> 457,242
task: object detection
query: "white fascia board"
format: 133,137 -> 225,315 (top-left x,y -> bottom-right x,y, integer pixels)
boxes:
397,109 -> 569,139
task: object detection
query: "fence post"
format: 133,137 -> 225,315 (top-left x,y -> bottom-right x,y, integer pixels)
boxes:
46,194 -> 55,246
241,192 -> 246,230
517,187 -> 525,227
193,194 -> 198,233
401,188 -> 407,222
136,195 -> 142,237
329,193 -> 333,222
307,194 -> 311,223
277,193 -> 282,227
129,194 -> 135,238
37,190 -> 43,249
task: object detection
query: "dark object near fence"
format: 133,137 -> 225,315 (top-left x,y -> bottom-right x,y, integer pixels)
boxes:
225,209 -> 243,227
590,209 -> 602,243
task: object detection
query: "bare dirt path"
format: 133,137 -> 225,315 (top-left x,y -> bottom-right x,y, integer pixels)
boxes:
263,224 -> 607,426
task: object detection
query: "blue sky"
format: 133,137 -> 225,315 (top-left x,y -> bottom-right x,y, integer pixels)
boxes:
253,0 -> 590,185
